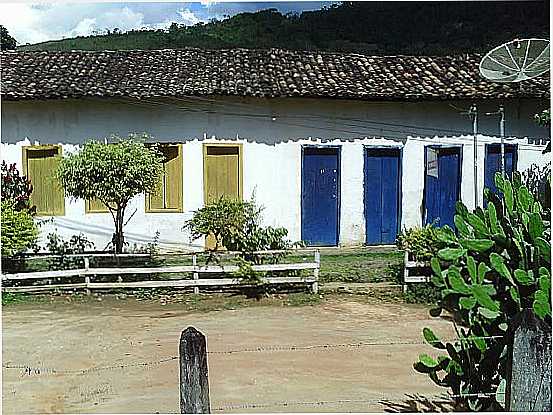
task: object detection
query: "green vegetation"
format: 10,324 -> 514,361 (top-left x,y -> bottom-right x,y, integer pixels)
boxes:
1,25 -> 16,50
397,225 -> 444,262
403,283 -> 442,305
184,196 -> 296,258
57,134 -> 164,253
1,161 -> 35,214
1,292 -> 47,306
1,202 -> 39,258
522,163 -> 551,211
1,162 -> 39,259
316,248 -> 402,283
535,108 -> 551,128
19,2 -> 548,55
414,172 -> 551,411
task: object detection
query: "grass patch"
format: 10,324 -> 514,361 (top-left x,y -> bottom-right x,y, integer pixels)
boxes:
317,249 -> 403,283
402,283 -> 441,304
1,292 -> 46,306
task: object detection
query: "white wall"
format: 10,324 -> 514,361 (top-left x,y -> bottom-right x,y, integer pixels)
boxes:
1,97 -> 549,249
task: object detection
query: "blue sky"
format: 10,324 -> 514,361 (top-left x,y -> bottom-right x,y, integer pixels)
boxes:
0,2 -> 338,45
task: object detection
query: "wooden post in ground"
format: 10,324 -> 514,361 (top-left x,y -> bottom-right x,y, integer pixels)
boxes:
505,308 -> 552,412
192,254 -> 199,295
83,257 -> 91,295
311,249 -> 320,294
180,326 -> 210,414
402,250 -> 409,293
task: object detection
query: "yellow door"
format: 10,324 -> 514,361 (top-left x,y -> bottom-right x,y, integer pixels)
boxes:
24,146 -> 65,216
203,144 -> 242,248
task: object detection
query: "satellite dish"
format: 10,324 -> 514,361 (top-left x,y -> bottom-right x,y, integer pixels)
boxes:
479,38 -> 550,82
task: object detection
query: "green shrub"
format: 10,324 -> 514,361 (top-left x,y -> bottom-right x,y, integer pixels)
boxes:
404,283 -> 442,304
45,232 -> 95,270
522,163 -> 550,211
1,201 -> 39,257
184,196 -> 300,295
414,172 -> 551,411
184,196 -> 297,262
396,225 -> 444,261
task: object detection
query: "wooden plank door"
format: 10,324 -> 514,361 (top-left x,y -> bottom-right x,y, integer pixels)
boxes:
484,143 -> 517,198
301,147 -> 340,246
203,144 -> 242,248
424,147 -> 461,229
24,146 -> 65,216
364,148 -> 401,245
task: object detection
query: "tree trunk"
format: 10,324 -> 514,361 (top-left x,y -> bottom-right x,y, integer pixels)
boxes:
113,207 -> 125,254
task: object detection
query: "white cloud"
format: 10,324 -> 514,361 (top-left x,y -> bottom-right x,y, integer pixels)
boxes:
149,8 -> 204,30
200,1 -> 219,7
69,17 -> 97,38
0,3 -> 202,45
177,8 -> 201,26
99,7 -> 145,32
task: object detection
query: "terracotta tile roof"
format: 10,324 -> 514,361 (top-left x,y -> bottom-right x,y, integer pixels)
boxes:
1,48 -> 549,101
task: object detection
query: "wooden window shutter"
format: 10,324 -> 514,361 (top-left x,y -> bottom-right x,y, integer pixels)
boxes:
86,197 -> 110,213
146,144 -> 183,212
23,146 -> 65,216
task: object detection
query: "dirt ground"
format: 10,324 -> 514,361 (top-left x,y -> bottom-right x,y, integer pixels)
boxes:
2,294 -> 456,414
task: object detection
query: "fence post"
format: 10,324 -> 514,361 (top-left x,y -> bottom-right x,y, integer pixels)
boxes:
84,257 -> 91,295
192,254 -> 199,295
402,250 -> 409,293
180,326 -> 210,414
311,249 -> 320,294
505,308 -> 552,412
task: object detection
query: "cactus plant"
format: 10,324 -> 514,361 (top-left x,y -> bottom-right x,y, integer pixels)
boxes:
414,172 -> 551,411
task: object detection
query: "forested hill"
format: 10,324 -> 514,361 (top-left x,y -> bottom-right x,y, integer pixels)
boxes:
19,1 -> 549,55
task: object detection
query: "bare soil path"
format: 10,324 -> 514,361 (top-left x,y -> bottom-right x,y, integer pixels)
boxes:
2,294 -> 456,414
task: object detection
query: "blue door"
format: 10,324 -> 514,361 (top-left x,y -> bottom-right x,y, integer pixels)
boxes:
424,147 -> 461,229
484,144 -> 517,197
365,148 -> 401,245
302,147 -> 340,246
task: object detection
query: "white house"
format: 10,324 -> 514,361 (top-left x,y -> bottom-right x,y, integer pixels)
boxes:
1,48 -> 550,250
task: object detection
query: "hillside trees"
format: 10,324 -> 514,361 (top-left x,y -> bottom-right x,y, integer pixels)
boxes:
20,2 -> 548,54
1,25 -> 16,50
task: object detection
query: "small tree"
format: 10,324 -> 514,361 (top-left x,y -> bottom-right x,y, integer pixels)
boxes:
57,134 -> 164,253
0,25 -> 16,50
183,196 -> 295,262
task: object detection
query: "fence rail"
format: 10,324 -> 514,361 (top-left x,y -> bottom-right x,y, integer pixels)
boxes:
1,250 -> 321,294
15,247 -> 320,260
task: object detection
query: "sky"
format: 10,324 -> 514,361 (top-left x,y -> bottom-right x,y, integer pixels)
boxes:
0,1 -> 338,45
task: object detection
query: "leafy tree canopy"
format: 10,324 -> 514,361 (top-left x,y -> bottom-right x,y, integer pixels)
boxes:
57,134 -> 164,253
1,25 -> 16,50
57,134 -> 164,209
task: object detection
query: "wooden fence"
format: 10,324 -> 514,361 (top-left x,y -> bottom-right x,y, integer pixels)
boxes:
1,249 -> 321,294
402,250 -> 431,292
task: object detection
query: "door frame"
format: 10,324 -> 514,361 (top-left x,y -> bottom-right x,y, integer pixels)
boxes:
202,142 -> 244,204
363,145 -> 403,245
422,144 -> 463,226
300,144 -> 341,246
